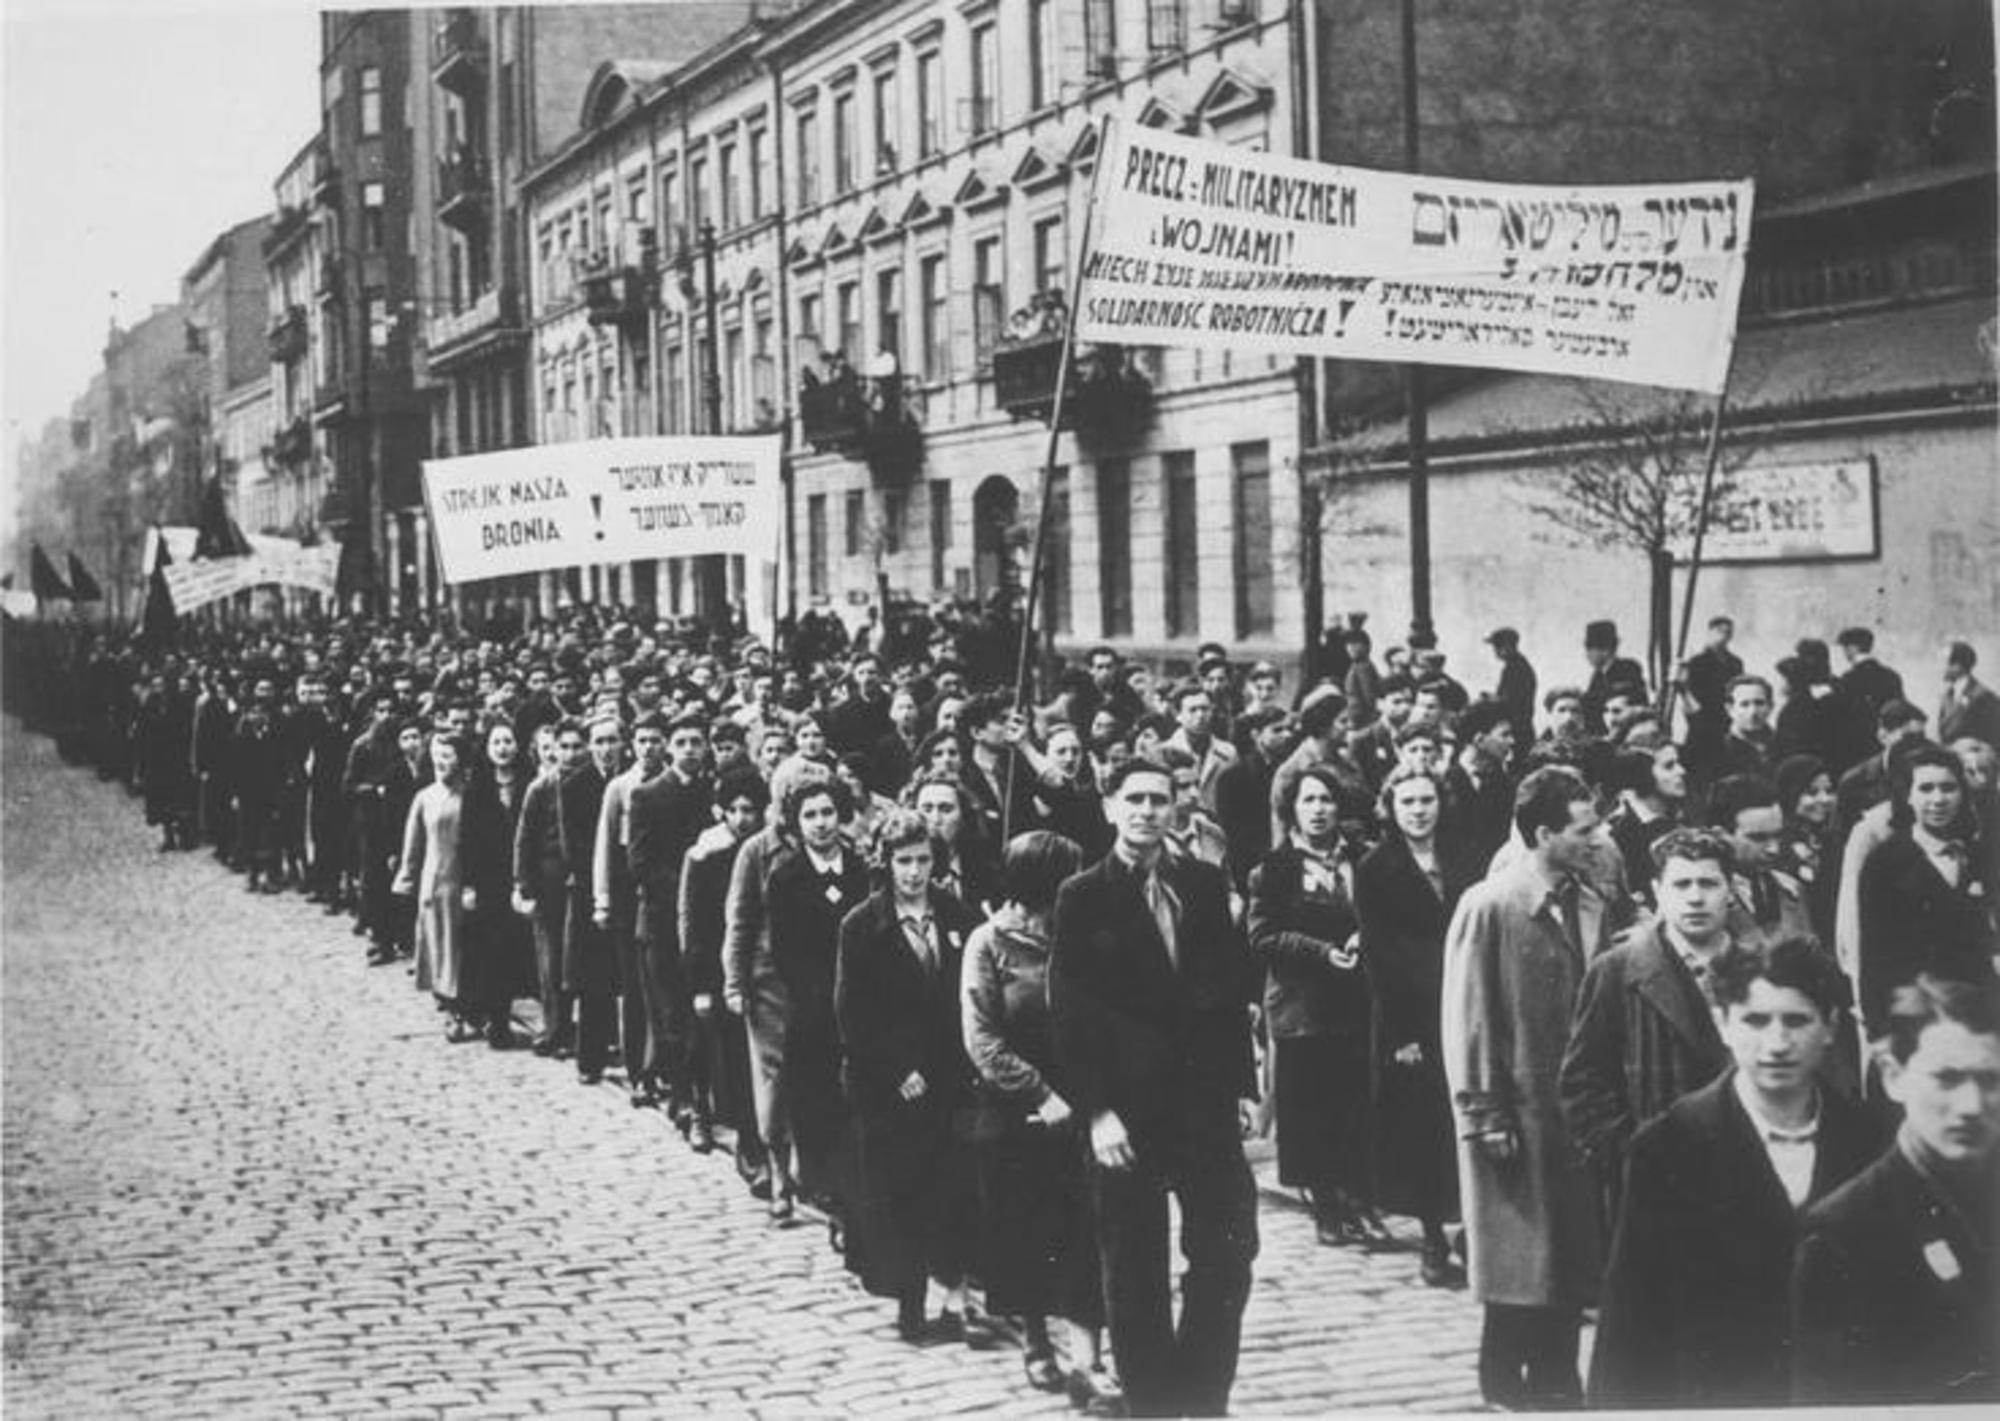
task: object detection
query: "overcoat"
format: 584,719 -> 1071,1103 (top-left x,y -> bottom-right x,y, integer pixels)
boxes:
1441,856 -> 1608,1307
395,780 -> 467,1001
1856,830 -> 1997,1027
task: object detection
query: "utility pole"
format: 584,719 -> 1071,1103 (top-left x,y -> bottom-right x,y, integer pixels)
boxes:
1401,0 -> 1433,644
698,219 -> 728,631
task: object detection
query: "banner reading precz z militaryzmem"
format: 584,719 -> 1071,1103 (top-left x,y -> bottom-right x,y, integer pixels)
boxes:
1076,121 -> 1753,393
421,436 -> 782,586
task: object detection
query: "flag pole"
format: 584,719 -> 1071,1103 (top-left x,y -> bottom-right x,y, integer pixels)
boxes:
1004,113 -> 1113,845
1661,351 -> 1736,727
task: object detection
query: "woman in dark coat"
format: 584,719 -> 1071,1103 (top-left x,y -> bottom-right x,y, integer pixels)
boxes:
836,809 -> 984,1343
1356,762 -> 1479,1287
461,719 -> 535,1049
907,770 -> 999,913
960,830 -> 1115,1404
137,670 -> 195,850
1776,752 -> 1840,946
1247,763 -> 1380,1247
763,776 -> 870,1221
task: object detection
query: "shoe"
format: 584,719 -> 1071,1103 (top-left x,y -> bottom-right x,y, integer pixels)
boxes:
748,1171 -> 774,1202
689,1116 -> 716,1154
1068,1367 -> 1127,1416
446,1018 -> 482,1044
1315,1215 -> 1367,1248
365,948 -> 396,967
897,1298 -> 928,1344
531,1036 -> 557,1058
1420,1246 -> 1466,1289
1355,1210 -> 1397,1252
1024,1351 -> 1066,1393
486,1022 -> 516,1051
769,1190 -> 794,1223
579,1069 -> 603,1086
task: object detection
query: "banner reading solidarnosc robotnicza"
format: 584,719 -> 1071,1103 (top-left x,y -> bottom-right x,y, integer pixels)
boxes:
421,436 -> 782,585
1076,121 -> 1753,393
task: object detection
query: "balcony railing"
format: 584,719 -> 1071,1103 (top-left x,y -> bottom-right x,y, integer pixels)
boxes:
424,285 -> 522,361
267,305 -> 309,364
431,8 -> 487,94
267,415 -> 313,467
799,356 -> 924,482
991,291 -> 1152,446
580,229 -> 659,330
263,205 -> 310,258
437,146 -> 490,233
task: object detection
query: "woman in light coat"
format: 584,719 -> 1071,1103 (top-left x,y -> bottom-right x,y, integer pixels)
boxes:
394,731 -> 475,1041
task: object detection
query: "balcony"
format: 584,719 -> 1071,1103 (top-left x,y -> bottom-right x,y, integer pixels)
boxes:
310,152 -> 339,208
431,8 -> 487,95
437,145 -> 490,234
580,229 -> 659,330
263,204 -> 310,259
798,356 -> 925,482
992,291 -> 1152,447
267,305 -> 308,364
424,285 -> 525,370
315,254 -> 344,305
267,415 -> 313,467
312,381 -> 350,425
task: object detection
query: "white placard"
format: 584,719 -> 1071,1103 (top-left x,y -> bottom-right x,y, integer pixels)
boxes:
1673,458 -> 1878,565
1077,120 -> 1753,393
421,436 -> 783,586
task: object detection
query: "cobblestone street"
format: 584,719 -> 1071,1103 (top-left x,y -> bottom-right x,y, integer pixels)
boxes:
3,717 -> 1483,1417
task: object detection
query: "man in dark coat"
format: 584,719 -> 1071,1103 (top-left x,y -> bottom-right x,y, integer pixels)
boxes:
558,716 -> 621,1084
627,711 -> 716,1137
1590,938 -> 1878,1408
515,721 -> 580,1056
1832,626 -> 1907,772
1486,627 -> 1538,747
1792,974 -> 2000,1405
1678,615 -> 1743,767
1939,640 -> 2000,753
1581,620 -> 1647,736
1561,828 -> 1737,1203
1051,758 -> 1261,1418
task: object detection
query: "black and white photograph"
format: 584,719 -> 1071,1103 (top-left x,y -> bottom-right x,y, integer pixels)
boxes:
2,0 -> 1996,1414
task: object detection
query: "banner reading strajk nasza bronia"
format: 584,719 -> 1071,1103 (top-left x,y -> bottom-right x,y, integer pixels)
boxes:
422,436 -> 781,585
1077,121 -> 1753,393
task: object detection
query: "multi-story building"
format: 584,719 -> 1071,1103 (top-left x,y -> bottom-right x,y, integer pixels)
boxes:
183,215 -> 276,550
414,3 -> 752,625
315,8 -> 429,613
261,137 -> 327,548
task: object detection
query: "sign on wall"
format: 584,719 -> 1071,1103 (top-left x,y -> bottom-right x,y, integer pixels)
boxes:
1077,120 -> 1753,393
421,436 -> 782,586
1672,457 -> 1879,564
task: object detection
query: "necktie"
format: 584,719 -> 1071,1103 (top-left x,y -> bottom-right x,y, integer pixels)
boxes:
1556,877 -> 1584,959
1145,867 -> 1180,969
900,915 -> 936,976
1938,841 -> 1966,889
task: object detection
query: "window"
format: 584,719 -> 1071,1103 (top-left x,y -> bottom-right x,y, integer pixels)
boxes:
1147,0 -> 1187,54
845,490 -> 865,557
833,89 -> 857,194
689,152 -> 708,234
1163,451 -> 1199,637
1033,215 -> 1065,297
752,315 -> 775,425
1047,468 -> 1072,634
660,169 -> 680,244
625,177 -> 649,224
798,291 -> 823,359
876,267 -> 902,365
364,288 -> 389,352
796,107 -> 820,207
1085,0 -> 1119,79
919,254 -> 947,380
724,325 -> 744,429
747,127 -> 766,220
969,23 -> 997,135
872,65 -> 899,174
929,478 -> 951,590
883,487 -> 907,554
663,344 -> 686,434
360,66 -> 382,136
915,48 -> 942,158
808,494 -> 829,596
362,182 -> 387,252
718,141 -> 738,230
1029,0 -> 1058,109
1097,459 -> 1132,637
837,281 -> 861,365
1232,441 -> 1273,637
973,235 -> 1005,361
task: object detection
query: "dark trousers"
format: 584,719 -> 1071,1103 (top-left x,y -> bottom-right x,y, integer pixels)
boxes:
576,989 -> 617,1079
609,893 -> 649,1086
1479,1304 -> 1583,1409
638,927 -> 695,1102
1091,1115 -> 1259,1418
529,901 -> 572,1048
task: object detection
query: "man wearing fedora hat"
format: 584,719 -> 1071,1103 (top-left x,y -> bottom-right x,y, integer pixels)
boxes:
1583,621 -> 1648,736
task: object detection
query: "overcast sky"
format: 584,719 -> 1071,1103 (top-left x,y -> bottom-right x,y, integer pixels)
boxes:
2,0 -> 321,465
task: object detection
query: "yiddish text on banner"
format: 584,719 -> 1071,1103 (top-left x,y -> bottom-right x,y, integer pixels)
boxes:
421,436 -> 782,586
1077,121 -> 1752,393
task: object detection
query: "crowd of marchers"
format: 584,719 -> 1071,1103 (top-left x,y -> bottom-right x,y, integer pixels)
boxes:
3,599 -> 1995,1417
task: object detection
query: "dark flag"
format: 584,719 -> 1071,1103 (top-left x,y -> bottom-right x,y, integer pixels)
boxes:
66,552 -> 104,602
29,544 -> 72,603
192,475 -> 253,560
139,529 -> 177,647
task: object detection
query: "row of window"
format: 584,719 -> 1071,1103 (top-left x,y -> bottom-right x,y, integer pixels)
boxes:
800,442 -> 1276,641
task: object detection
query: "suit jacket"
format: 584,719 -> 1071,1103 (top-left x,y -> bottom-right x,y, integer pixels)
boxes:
1833,659 -> 1906,768
1050,850 -> 1258,1137
512,772 -> 565,906
834,887 -> 982,1115
1245,847 -> 1365,1039
764,841 -> 870,1012
1590,1071 -> 1880,1408
626,769 -> 713,951
1940,675 -> 2000,752
1855,830 -> 1998,1028
1355,832 -> 1479,1054
1495,654 -> 1538,743
1561,923 -> 1731,1174
1793,1144 -> 1998,1405
1163,727 -> 1239,818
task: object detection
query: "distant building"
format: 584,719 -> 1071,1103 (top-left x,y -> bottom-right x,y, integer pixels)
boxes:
261,135 -> 331,547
